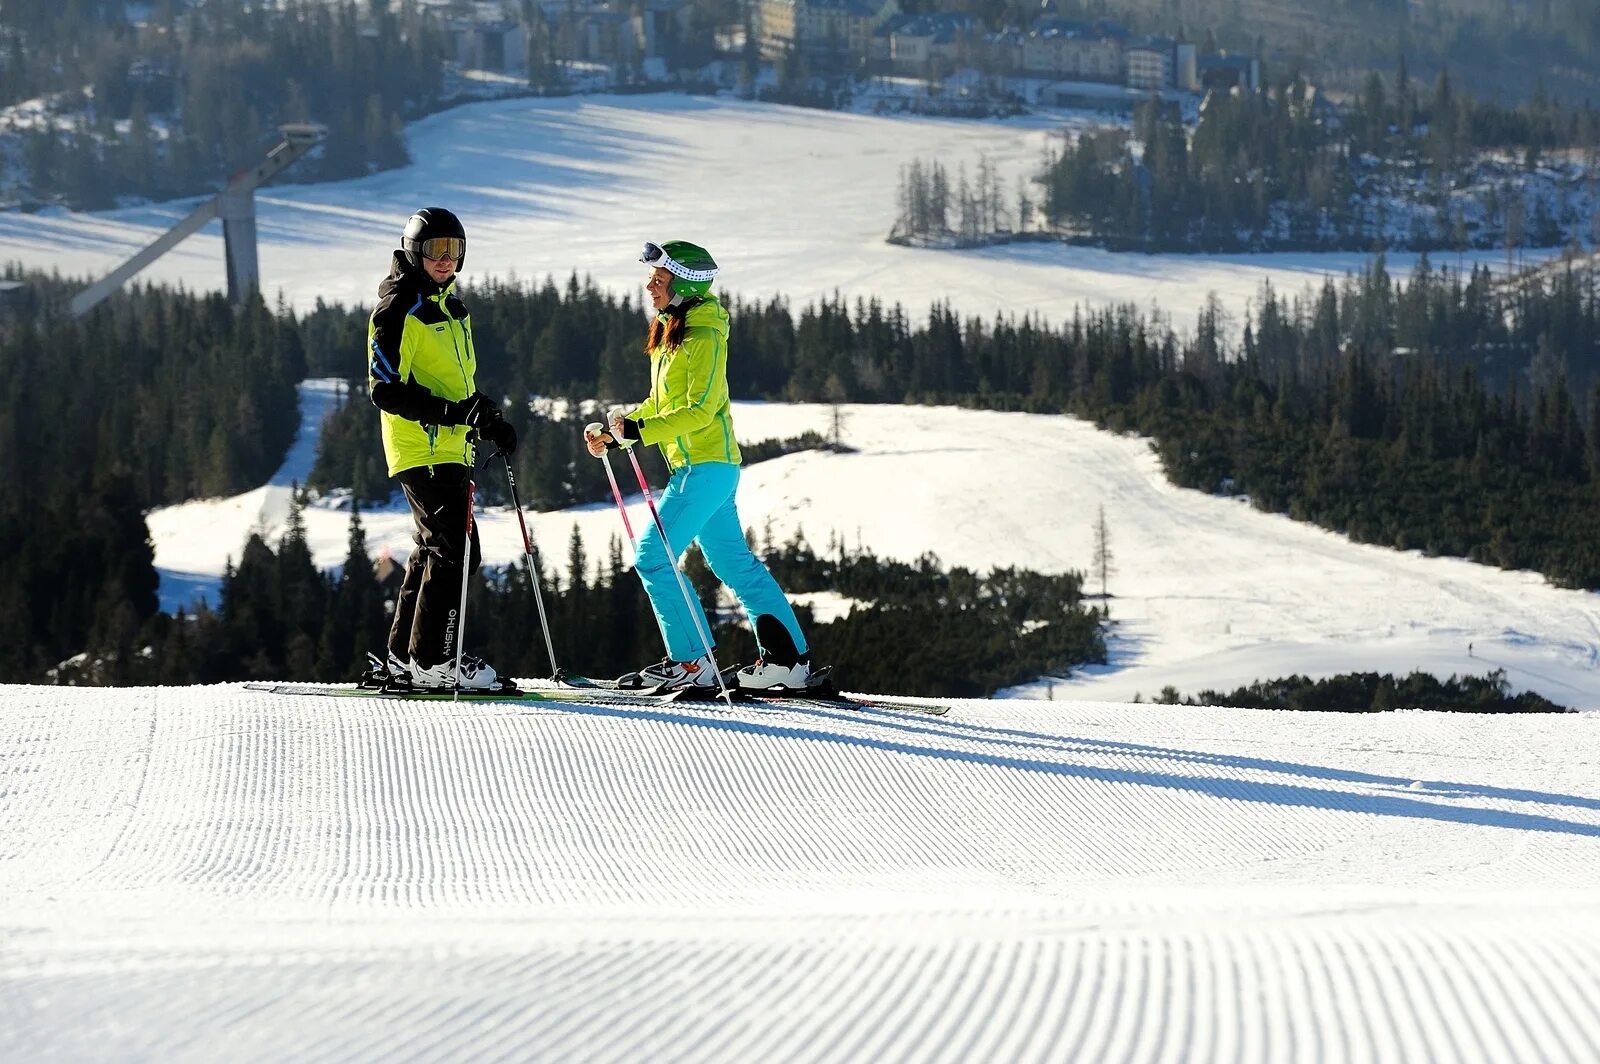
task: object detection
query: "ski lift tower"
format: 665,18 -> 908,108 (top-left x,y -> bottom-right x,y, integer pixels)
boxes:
70,123 -> 326,318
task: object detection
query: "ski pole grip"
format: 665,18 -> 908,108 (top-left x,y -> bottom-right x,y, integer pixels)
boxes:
585,421 -> 619,454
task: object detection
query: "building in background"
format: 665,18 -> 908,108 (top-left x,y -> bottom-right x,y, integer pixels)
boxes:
885,13 -> 981,78
1020,18 -> 1125,82
1125,36 -> 1197,92
757,0 -> 902,65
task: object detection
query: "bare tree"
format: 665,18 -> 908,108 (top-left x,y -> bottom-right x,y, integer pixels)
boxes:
1092,504 -> 1114,599
1504,187 -> 1525,274
824,374 -> 849,447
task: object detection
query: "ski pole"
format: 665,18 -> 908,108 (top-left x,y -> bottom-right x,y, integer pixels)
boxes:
499,452 -> 561,681
589,425 -> 670,681
454,479 -> 475,702
623,446 -> 734,707
599,450 -> 636,542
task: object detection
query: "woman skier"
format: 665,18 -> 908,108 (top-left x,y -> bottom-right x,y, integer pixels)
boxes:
367,206 -> 517,690
585,240 -> 813,692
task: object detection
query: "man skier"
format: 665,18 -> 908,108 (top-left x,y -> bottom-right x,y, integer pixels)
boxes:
367,206 -> 516,690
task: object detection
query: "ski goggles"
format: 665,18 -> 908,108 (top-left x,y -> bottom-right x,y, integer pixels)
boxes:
416,236 -> 465,262
639,241 -> 716,281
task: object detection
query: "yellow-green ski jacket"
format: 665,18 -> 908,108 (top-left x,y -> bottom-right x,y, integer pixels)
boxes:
626,295 -> 742,470
366,251 -> 478,476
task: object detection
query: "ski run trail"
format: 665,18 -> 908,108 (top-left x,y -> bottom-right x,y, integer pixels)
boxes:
3,683 -> 1598,1062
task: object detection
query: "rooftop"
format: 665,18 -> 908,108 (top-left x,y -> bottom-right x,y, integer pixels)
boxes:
1029,16 -> 1128,41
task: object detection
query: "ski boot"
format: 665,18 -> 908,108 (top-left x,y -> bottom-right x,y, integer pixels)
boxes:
360,651 -> 411,690
632,654 -> 719,693
409,654 -> 516,694
735,658 -> 814,692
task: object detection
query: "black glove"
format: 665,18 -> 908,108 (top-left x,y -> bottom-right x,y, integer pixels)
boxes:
483,416 -> 517,456
437,391 -> 498,429
600,406 -> 643,448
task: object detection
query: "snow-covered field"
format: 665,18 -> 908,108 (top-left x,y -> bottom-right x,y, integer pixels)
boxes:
3,683 -> 1597,1060
150,379 -> 1600,710
0,93 -> 1526,328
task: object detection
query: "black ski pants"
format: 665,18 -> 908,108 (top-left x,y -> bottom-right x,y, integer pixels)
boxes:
388,463 -> 482,668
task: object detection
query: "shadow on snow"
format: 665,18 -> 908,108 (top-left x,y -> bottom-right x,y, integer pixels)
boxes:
529,698 -> 1600,839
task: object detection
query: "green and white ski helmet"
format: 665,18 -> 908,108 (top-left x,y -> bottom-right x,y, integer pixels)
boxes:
640,240 -> 718,302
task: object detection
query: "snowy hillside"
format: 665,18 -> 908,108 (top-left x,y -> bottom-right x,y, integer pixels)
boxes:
0,93 -> 1530,328
150,380 -> 1600,709
3,683 -> 1596,1060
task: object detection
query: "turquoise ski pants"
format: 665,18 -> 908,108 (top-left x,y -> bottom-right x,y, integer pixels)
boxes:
634,461 -> 808,663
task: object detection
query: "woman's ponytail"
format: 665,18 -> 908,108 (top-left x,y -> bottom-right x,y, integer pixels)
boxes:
644,296 -> 704,353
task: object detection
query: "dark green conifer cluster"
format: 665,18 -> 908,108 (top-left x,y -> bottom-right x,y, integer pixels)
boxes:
0,273 -> 302,679
964,77 -> 1600,252
1154,670 -> 1564,713
6,1 -> 443,207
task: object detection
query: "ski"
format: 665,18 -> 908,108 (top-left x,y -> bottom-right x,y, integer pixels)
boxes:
552,678 -> 952,717
740,690 -> 953,717
719,665 -> 954,717
245,681 -> 539,702
549,671 -> 759,704
751,692 -> 951,717
550,672 -> 655,692
246,665 -> 953,717
242,680 -> 745,709
543,683 -> 756,707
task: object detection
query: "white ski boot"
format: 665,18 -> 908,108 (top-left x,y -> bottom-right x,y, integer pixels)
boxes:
736,658 -> 812,692
362,650 -> 414,690
635,655 -> 719,690
411,654 -> 501,691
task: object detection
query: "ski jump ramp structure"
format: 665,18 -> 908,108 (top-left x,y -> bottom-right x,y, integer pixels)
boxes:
69,123 -> 325,318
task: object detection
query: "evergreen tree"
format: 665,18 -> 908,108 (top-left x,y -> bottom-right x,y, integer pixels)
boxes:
316,503 -> 384,680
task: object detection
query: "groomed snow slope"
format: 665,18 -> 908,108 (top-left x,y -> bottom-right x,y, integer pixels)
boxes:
2,685 -> 1597,1061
